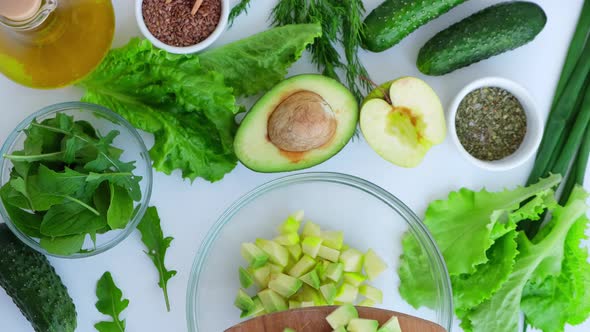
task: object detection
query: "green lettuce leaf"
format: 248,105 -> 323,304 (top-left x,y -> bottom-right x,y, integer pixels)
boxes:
521,215 -> 590,332
462,186 -> 588,332
423,174 -> 560,275
80,24 -> 320,181
199,23 -> 321,96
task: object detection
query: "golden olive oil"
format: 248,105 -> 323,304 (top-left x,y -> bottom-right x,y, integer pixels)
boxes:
0,0 -> 114,89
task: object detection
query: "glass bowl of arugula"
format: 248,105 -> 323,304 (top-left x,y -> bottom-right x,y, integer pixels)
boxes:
0,102 -> 153,258
187,172 -> 453,332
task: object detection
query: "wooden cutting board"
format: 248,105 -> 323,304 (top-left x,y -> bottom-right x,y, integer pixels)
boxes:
225,306 -> 447,332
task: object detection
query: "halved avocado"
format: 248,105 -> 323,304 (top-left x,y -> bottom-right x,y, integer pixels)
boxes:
234,74 -> 358,172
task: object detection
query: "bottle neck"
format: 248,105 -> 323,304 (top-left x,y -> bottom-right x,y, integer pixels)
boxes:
0,0 -> 58,31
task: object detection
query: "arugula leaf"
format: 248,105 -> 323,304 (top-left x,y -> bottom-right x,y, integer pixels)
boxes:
422,174 -> 560,275
0,194 -> 42,237
87,172 -> 141,202
106,183 -> 133,230
137,207 -> 176,311
95,272 -> 129,332
40,201 -> 105,237
461,186 -> 588,332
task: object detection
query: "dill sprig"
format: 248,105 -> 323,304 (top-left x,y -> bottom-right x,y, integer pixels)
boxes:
229,0 -> 251,27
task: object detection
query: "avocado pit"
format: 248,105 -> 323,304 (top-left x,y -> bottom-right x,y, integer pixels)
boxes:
268,91 -> 337,152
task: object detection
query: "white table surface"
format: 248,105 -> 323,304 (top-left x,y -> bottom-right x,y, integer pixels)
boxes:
1,0 -> 589,331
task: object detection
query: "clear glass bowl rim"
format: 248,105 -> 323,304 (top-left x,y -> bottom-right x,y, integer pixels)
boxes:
186,172 -> 453,331
0,101 -> 153,259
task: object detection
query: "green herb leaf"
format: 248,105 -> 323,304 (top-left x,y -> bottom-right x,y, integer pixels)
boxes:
137,207 -> 176,312
87,172 -> 141,202
106,183 -> 133,230
40,201 -> 105,237
40,234 -> 86,255
26,166 -> 87,211
0,193 -> 42,237
95,272 -> 129,332
228,0 -> 251,26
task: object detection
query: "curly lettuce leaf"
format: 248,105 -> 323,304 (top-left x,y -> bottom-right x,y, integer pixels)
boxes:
462,186 -> 588,332
521,215 -> 590,332
423,174 -> 561,275
199,23 -> 321,96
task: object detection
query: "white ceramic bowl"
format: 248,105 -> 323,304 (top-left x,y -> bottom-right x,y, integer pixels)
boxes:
448,77 -> 543,171
135,0 -> 229,54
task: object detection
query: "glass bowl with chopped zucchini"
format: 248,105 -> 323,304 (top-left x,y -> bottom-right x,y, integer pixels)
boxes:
187,173 -> 453,332
0,102 -> 152,258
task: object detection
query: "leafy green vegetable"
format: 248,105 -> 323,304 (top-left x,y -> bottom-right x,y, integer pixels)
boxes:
79,24 -> 320,182
0,113 -> 141,255
137,207 -> 176,312
95,272 -> 129,332
269,0 -> 369,102
399,178 -> 590,332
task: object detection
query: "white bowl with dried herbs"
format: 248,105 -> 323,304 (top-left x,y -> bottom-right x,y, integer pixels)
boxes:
448,77 -> 543,171
136,0 -> 229,54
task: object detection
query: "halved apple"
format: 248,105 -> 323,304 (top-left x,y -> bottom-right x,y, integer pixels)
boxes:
360,77 -> 446,168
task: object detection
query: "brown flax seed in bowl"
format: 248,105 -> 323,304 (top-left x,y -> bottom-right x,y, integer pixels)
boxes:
142,0 -> 222,47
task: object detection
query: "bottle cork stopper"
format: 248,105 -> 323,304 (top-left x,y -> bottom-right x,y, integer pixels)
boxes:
0,0 -> 42,21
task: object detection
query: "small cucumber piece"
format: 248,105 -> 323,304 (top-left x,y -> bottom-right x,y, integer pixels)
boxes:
364,249 -> 387,280
417,1 -> 547,75
256,239 -> 289,266
234,289 -> 255,311
287,244 -> 303,260
326,304 -> 358,329
320,230 -> 344,250
340,248 -> 364,272
239,267 -> 254,289
363,0 -> 467,52
240,296 -> 265,318
258,289 -> 287,313
343,272 -> 367,287
320,283 -> 337,304
359,285 -> 383,303
302,221 -> 321,238
0,223 -> 77,332
268,273 -> 303,298
318,245 -> 340,262
358,298 -> 376,307
348,318 -> 379,332
301,236 -> 323,258
335,283 -> 359,303
325,262 -> 344,282
275,232 -> 300,246
299,269 -> 321,290
249,265 -> 271,288
377,316 -> 402,332
288,255 -> 316,278
278,211 -> 303,234
241,242 -> 269,268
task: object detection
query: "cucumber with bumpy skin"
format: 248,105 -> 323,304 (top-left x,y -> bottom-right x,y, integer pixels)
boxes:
0,223 -> 77,332
417,1 -> 547,75
363,0 -> 467,52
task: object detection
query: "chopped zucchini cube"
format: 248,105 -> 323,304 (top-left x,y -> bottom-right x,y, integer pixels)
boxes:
320,283 -> 337,304
249,265 -> 271,288
358,298 -> 376,307
239,267 -> 254,289
318,245 -> 340,262
377,316 -> 402,332
287,244 -> 303,260
359,284 -> 383,303
326,304 -> 358,329
288,255 -> 317,278
334,283 -> 358,303
241,242 -> 269,268
320,230 -> 344,250
299,269 -> 321,290
301,236 -> 323,258
278,212 -> 302,234
340,248 -> 364,273
302,221 -> 321,238
258,289 -> 287,313
239,296 -> 265,318
234,289 -> 255,311
343,272 -> 367,287
347,318 -> 379,332
268,273 -> 303,298
256,238 -> 289,267
275,232 -> 300,246
364,249 -> 387,280
325,262 -> 344,282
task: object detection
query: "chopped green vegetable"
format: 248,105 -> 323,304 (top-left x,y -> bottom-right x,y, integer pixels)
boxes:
239,267 -> 254,289
228,0 -> 251,26
363,249 -> 387,280
299,270 -> 321,290
288,255 -> 316,278
137,207 -> 176,312
320,283 -> 337,304
268,273 -> 303,298
301,236 -> 323,258
234,289 -> 255,311
347,318 -> 379,332
94,272 -> 129,332
326,304 -> 358,329
241,242 -> 269,268
335,283 -> 358,303
79,24 -> 321,182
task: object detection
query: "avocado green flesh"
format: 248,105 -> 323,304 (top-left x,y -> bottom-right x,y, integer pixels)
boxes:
234,74 -> 358,173
363,0 -> 467,52
418,1 -> 547,75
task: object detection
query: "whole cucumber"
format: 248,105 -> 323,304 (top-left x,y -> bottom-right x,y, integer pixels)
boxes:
417,1 -> 547,75
363,0 -> 468,52
0,223 -> 77,332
